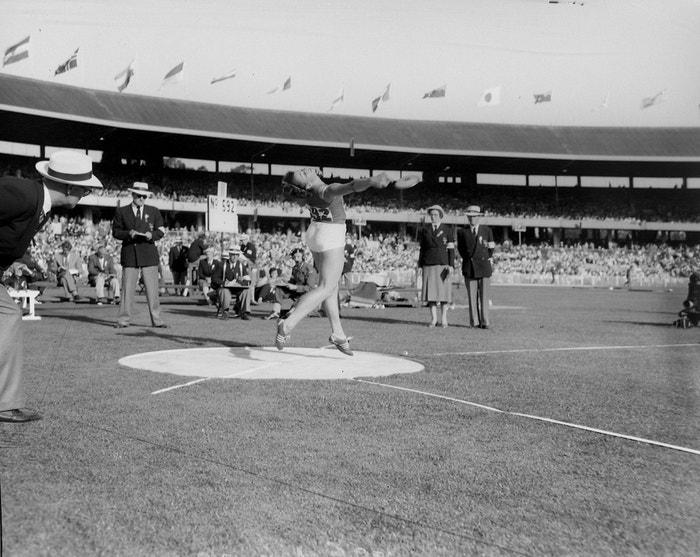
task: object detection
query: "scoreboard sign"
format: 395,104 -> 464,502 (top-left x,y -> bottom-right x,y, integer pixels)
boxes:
207,195 -> 238,233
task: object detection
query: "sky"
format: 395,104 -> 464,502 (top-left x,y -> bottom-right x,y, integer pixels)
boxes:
1,0 -> 699,128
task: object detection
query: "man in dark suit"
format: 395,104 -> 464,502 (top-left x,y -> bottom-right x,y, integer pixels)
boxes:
0,150 -> 103,422
457,205 -> 495,329
167,238 -> 188,294
211,247 -> 252,319
87,245 -> 121,305
112,182 -> 167,328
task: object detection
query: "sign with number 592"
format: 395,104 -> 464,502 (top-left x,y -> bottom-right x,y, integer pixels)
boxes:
207,195 -> 239,233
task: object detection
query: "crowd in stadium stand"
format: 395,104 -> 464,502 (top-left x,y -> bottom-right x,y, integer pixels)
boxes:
1,154 -> 698,291
3,156 -> 699,223
9,216 -> 697,290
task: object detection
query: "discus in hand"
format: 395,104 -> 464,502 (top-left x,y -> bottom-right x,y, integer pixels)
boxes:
391,175 -> 421,190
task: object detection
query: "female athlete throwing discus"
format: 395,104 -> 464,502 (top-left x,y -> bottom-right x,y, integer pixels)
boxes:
276,169 -> 419,355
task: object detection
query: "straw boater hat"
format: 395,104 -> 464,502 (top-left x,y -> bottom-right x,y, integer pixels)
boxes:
35,151 -> 103,189
465,205 -> 483,216
426,205 -> 445,218
128,182 -> 153,196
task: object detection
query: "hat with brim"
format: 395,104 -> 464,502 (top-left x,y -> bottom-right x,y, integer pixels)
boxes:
426,205 -> 445,219
465,205 -> 483,216
35,151 -> 103,189
229,247 -> 241,256
128,182 -> 153,196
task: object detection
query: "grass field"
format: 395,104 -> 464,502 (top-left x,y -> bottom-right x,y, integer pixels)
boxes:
1,284 -> 698,556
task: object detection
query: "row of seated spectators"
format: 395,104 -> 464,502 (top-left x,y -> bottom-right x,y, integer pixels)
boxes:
2,155 -> 699,223
13,217 -> 698,289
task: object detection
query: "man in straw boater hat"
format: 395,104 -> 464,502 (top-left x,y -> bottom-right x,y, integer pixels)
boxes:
112,182 -> 168,329
0,150 -> 103,422
456,205 -> 496,329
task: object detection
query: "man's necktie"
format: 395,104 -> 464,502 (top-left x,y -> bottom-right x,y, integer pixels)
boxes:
137,207 -> 142,222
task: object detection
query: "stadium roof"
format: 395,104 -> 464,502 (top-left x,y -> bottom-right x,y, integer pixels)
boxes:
1,74 -> 699,178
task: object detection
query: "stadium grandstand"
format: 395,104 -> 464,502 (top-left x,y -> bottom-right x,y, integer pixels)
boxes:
1,74 -> 699,286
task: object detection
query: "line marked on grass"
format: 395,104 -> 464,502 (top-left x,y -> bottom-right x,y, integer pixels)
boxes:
432,343 -> 700,357
150,345 -> 335,394
351,379 -> 700,456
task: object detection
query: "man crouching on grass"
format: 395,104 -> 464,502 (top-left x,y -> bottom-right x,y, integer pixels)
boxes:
0,151 -> 103,423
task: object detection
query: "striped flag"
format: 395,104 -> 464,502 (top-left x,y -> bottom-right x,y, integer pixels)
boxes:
55,48 -> 79,76
3,36 -> 30,66
371,83 -> 391,113
114,58 -> 135,92
422,84 -> 446,99
267,76 -> 292,94
534,90 -> 552,104
640,89 -> 666,109
328,88 -> 344,111
161,62 -> 184,87
211,68 -> 236,84
478,85 -> 501,107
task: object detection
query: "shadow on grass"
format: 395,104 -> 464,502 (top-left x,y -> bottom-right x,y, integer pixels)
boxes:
339,313 -> 475,328
603,320 -> 676,328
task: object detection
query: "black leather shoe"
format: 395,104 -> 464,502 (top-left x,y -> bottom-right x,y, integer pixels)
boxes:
115,323 -> 129,328
0,408 -> 42,423
479,324 -> 490,330
240,312 -> 251,320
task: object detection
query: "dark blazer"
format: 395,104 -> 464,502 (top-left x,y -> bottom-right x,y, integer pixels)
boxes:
0,177 -> 44,273
198,258 -> 219,280
168,245 -> 188,272
112,203 -> 164,268
87,253 -> 118,282
418,223 -> 454,267
456,224 -> 495,279
211,259 -> 249,289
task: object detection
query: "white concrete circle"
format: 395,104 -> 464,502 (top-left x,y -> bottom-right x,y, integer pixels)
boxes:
119,346 -> 424,380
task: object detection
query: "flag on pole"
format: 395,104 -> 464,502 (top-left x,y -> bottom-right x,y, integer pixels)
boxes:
533,90 -> 552,104
267,76 -> 292,94
114,58 -> 135,92
371,83 -> 391,113
161,62 -> 184,88
422,84 -> 446,99
211,68 -> 236,84
640,89 -> 666,109
54,48 -> 79,76
478,85 -> 501,107
328,88 -> 344,111
3,36 -> 30,66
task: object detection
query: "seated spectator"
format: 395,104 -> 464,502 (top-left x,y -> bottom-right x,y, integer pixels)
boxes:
677,272 -> 700,327
211,247 -> 252,320
87,245 -> 121,305
266,248 -> 317,320
1,248 -> 48,294
197,247 -> 218,305
255,267 -> 283,303
52,240 -> 83,302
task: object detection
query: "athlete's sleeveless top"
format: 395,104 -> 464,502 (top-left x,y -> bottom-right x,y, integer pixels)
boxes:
307,185 -> 346,223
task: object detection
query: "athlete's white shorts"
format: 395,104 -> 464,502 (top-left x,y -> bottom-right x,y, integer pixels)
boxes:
305,221 -> 345,252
